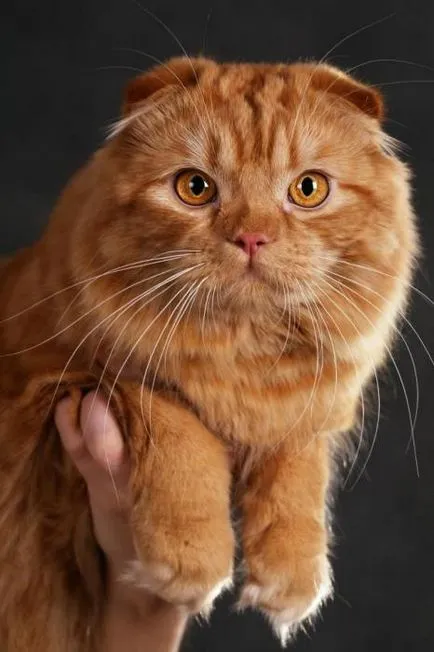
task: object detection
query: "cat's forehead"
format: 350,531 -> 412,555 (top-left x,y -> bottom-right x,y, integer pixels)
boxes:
120,60 -> 378,180
207,63 -> 293,99
197,62 -> 300,117
184,65 -> 349,174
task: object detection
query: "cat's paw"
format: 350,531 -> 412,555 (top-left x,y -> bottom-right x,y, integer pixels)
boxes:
238,553 -> 332,646
122,559 -> 233,616
122,518 -> 235,615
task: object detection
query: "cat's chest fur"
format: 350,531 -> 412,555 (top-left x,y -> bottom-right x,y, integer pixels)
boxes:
156,323 -> 311,448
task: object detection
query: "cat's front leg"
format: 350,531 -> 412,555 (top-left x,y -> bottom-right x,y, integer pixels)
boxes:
118,384 -> 235,616
238,435 -> 332,645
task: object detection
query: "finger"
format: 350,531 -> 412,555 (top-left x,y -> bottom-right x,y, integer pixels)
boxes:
57,394 -> 136,567
80,391 -> 127,474
79,393 -> 133,532
55,397 -> 94,476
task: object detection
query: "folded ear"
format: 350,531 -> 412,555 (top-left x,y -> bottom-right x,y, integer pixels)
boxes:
305,63 -> 384,121
122,56 -> 214,116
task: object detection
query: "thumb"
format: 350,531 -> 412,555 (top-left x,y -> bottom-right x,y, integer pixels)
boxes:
80,391 -> 126,473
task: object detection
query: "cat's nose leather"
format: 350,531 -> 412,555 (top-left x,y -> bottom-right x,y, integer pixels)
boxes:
233,232 -> 270,257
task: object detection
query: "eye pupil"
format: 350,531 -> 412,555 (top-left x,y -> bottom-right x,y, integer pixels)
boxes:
300,176 -> 316,197
189,175 -> 207,196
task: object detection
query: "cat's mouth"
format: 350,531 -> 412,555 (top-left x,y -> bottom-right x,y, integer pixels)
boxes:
243,260 -> 262,276
240,258 -> 282,287
237,260 -> 270,286
220,260 -> 286,306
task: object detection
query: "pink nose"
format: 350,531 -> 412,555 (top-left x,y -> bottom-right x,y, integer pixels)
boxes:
233,232 -> 270,257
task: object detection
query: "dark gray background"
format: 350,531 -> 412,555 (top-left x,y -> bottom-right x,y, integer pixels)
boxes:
2,1 -> 434,650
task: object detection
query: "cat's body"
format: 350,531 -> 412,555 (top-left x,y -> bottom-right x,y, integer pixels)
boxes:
0,58 -> 417,650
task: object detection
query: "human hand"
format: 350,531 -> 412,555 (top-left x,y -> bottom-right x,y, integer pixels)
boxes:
55,391 -> 188,652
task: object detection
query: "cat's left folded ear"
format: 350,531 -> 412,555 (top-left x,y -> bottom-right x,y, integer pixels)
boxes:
122,56 -> 216,116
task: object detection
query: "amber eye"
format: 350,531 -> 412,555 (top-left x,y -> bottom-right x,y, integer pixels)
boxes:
288,171 -> 330,208
174,169 -> 217,206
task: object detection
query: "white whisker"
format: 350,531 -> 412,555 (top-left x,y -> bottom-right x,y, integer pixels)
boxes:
129,1 -> 214,146
144,277 -> 208,440
102,269 -> 205,461
264,281 -> 292,375
200,286 -> 213,348
308,279 -> 372,488
320,275 -> 418,482
309,293 -> 340,439
325,269 -> 421,434
88,266 -> 189,366
49,265 -> 201,426
0,251 -> 197,327
316,254 -> 434,308
81,264 -> 203,436
266,280 -> 324,456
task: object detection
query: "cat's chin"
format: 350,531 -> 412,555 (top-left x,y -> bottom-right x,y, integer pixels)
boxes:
235,262 -> 287,292
218,278 -> 282,315
239,266 -> 267,285
231,266 -> 288,303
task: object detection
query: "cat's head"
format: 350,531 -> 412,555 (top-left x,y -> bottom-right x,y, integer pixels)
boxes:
78,57 -> 418,354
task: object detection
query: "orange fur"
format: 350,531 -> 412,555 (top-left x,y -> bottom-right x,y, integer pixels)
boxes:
0,57 -> 418,649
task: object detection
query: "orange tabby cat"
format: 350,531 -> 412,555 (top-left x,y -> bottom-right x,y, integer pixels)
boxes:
0,57 -> 418,650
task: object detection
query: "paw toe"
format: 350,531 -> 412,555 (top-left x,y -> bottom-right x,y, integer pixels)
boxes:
238,562 -> 333,643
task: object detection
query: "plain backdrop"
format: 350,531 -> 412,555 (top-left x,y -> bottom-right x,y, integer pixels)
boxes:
1,1 -> 434,650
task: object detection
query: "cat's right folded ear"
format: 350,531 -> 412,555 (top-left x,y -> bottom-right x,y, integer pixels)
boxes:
122,56 -> 214,116
304,63 -> 385,122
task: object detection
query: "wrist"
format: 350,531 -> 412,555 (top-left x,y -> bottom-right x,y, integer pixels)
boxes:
107,566 -> 153,618
102,570 -> 189,652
